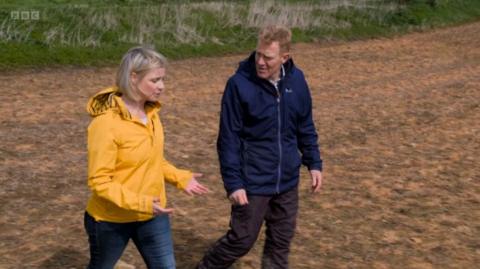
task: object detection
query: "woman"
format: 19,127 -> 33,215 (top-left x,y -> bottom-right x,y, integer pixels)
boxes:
84,46 -> 209,269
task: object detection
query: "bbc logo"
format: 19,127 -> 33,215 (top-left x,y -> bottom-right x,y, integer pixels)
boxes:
11,11 -> 40,20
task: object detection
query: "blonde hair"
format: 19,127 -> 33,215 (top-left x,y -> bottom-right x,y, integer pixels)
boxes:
116,46 -> 167,101
258,25 -> 292,52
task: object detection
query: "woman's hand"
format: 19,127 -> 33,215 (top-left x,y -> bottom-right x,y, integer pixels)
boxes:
184,173 -> 210,196
152,197 -> 174,215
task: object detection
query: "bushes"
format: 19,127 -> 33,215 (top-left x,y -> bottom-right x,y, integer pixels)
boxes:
1,0 -> 479,69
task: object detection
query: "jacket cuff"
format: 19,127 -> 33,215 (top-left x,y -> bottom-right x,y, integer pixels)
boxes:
175,170 -> 193,190
308,161 -> 323,172
225,184 -> 245,197
141,196 -> 154,214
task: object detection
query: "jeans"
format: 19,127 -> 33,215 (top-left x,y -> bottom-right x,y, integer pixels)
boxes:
84,212 -> 175,269
197,186 -> 299,269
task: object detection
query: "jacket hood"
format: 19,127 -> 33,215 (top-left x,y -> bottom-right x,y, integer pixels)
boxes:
236,51 -> 296,81
86,86 -> 161,118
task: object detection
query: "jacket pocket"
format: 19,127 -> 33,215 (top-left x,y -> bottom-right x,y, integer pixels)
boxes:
241,146 -> 249,181
283,150 -> 301,180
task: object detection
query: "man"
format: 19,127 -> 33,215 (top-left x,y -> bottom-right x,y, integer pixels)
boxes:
197,25 -> 323,269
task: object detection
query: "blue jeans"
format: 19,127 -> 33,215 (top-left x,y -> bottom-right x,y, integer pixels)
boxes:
84,212 -> 175,269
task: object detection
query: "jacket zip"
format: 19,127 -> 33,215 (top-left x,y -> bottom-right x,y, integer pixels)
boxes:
275,85 -> 282,194
132,117 -> 155,146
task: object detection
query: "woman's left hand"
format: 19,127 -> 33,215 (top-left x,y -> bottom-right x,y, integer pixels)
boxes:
184,173 -> 210,196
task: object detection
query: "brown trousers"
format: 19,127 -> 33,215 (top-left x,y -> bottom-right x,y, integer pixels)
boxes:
197,187 -> 299,269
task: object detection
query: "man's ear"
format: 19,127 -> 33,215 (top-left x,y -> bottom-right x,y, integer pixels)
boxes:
281,52 -> 290,64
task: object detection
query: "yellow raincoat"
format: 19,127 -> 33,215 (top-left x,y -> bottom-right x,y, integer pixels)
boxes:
85,87 -> 192,222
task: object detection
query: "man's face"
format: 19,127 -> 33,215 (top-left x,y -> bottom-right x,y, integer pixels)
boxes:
255,41 -> 289,81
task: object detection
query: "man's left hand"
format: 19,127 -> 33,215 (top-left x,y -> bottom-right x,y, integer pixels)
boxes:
310,170 -> 323,193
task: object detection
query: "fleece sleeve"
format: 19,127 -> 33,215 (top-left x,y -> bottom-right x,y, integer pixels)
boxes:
297,78 -> 323,171
87,116 -> 154,214
217,78 -> 246,195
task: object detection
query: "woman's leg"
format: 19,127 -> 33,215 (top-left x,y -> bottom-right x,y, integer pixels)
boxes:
84,212 -> 131,269
132,215 -> 176,269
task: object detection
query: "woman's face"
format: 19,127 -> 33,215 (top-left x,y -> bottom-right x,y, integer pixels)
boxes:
131,67 -> 166,102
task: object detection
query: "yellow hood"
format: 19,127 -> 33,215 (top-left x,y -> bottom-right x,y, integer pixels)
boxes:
86,86 -> 161,118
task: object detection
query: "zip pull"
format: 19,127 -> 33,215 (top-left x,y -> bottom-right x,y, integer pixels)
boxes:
275,88 -> 281,103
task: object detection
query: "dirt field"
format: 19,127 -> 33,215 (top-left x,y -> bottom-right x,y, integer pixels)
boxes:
0,22 -> 479,269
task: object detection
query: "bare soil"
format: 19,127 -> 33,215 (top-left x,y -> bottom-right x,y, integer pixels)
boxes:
0,22 -> 479,269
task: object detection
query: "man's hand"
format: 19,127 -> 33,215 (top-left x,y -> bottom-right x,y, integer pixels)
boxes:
310,170 -> 323,193
184,173 -> 209,196
228,189 -> 249,205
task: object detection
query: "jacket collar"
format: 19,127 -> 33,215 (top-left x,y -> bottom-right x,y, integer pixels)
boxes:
86,86 -> 161,120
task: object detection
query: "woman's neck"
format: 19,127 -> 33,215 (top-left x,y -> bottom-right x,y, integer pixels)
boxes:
122,95 -> 146,118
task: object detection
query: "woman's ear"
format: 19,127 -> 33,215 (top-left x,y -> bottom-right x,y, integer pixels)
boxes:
130,72 -> 138,85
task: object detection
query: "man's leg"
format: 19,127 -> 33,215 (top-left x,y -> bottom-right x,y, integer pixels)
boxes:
197,195 -> 270,269
262,187 -> 299,269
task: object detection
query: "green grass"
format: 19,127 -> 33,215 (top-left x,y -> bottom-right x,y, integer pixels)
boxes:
0,0 -> 479,69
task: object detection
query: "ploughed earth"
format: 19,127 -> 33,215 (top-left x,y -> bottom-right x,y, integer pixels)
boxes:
0,22 -> 479,269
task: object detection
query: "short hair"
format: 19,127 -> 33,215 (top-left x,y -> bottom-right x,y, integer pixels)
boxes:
116,46 -> 167,101
258,25 -> 292,52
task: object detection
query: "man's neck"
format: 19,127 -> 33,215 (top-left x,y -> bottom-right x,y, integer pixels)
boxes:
268,65 -> 285,85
